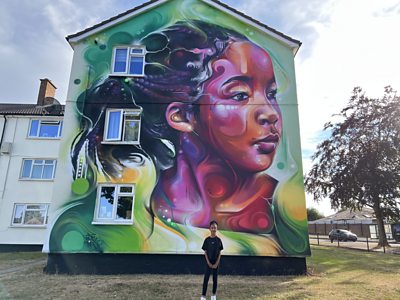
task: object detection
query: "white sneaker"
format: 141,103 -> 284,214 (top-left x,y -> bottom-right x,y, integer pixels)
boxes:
201,296 -> 206,300
211,295 -> 217,300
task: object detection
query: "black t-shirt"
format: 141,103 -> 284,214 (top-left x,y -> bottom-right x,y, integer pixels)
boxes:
202,236 -> 223,264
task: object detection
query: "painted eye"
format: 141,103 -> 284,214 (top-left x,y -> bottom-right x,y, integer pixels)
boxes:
231,92 -> 249,101
266,89 -> 277,101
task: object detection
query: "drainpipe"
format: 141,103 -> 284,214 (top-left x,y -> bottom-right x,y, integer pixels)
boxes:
0,115 -> 13,199
0,115 -> 7,147
0,115 -> 8,199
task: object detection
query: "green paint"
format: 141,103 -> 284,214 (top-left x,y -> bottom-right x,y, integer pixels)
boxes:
47,0 -> 309,258
71,178 -> 90,195
61,230 -> 84,251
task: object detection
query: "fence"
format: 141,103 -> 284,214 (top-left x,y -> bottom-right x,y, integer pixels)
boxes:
309,234 -> 400,255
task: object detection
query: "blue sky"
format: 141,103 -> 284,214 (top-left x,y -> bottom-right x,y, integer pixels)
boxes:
1,0 -> 399,215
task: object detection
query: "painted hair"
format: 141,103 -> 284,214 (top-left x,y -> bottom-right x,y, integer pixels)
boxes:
72,20 -> 249,179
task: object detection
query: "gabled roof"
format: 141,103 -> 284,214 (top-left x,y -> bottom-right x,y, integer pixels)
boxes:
310,208 -> 376,224
0,103 -> 65,116
66,0 -> 301,54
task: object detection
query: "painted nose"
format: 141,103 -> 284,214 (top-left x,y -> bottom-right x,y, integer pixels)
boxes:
256,105 -> 279,126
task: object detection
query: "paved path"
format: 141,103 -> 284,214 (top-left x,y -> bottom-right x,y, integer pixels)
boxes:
0,259 -> 46,277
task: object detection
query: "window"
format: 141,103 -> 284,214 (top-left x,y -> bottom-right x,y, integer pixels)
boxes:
12,204 -> 49,226
93,185 -> 135,224
111,46 -> 145,76
28,119 -> 63,138
103,109 -> 141,144
20,159 -> 57,180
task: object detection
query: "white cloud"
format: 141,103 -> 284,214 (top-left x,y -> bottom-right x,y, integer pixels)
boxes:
0,0 -> 141,104
229,0 -> 335,59
296,0 -> 400,215
298,0 -> 400,154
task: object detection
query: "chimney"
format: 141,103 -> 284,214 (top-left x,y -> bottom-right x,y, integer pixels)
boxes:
37,78 -> 57,106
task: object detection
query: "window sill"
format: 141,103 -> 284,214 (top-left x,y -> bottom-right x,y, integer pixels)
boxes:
26,137 -> 61,140
19,178 -> 55,182
101,141 -> 140,145
109,73 -> 145,78
10,225 -> 47,228
92,221 -> 134,225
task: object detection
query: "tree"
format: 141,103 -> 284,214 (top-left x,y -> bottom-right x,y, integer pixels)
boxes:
307,208 -> 325,221
305,86 -> 400,247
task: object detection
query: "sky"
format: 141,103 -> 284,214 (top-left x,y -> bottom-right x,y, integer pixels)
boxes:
1,0 -> 399,216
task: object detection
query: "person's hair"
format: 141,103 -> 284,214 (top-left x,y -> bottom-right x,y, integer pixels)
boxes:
72,20 -> 249,180
209,220 -> 218,227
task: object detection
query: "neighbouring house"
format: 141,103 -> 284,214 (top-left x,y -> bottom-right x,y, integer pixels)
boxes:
308,208 -> 393,239
43,0 -> 310,275
0,79 -> 64,251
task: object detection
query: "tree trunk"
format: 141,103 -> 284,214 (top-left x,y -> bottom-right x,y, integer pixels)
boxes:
373,205 -> 389,247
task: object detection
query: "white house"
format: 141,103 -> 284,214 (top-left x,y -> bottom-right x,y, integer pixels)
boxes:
0,79 -> 64,250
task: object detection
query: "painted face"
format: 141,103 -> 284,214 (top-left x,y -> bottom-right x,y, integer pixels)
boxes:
196,41 -> 282,173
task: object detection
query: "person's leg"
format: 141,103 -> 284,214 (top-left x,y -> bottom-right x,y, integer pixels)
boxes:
212,267 -> 218,295
202,266 -> 212,296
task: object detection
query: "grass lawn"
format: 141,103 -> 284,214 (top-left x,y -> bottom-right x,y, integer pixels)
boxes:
0,246 -> 399,299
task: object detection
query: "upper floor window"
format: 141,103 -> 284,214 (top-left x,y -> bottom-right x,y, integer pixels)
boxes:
103,109 -> 141,144
93,184 -> 135,225
20,159 -> 57,180
28,119 -> 63,139
12,203 -> 49,227
111,46 -> 145,76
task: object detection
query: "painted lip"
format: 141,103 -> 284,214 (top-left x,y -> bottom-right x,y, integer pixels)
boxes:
253,135 -> 280,154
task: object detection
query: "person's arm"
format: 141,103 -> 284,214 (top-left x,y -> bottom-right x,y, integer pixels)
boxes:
204,251 -> 212,268
212,252 -> 222,269
212,239 -> 223,269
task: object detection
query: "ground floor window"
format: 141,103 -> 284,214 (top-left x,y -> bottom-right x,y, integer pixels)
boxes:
93,184 -> 135,224
12,204 -> 49,226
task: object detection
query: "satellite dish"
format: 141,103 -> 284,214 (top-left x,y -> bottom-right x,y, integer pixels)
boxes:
41,97 -> 63,115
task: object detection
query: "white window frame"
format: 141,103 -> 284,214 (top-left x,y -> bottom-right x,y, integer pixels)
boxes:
11,203 -> 49,227
102,109 -> 142,144
92,184 -> 135,225
111,46 -> 146,77
27,119 -> 63,139
20,158 -> 57,180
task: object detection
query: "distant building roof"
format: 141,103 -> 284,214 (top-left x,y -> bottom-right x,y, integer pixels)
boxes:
0,103 -> 65,116
309,208 -> 376,224
66,0 -> 301,54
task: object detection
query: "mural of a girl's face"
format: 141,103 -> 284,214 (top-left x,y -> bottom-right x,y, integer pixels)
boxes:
196,41 -> 282,173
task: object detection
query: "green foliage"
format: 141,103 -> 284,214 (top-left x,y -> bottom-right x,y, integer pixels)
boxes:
305,86 -> 400,245
307,207 -> 325,221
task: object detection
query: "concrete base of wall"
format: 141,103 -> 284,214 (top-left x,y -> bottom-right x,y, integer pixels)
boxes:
44,253 -> 307,275
0,244 -> 43,252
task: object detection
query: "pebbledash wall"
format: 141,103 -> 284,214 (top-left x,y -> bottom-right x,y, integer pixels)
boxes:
43,0 -> 310,274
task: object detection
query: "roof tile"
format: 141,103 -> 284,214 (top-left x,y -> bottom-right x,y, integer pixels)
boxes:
0,103 -> 65,116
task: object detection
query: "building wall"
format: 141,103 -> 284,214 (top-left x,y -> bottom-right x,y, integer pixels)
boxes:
45,0 -> 310,257
0,115 -> 61,245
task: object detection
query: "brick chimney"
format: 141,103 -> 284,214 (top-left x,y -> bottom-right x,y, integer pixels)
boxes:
37,78 -> 57,106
